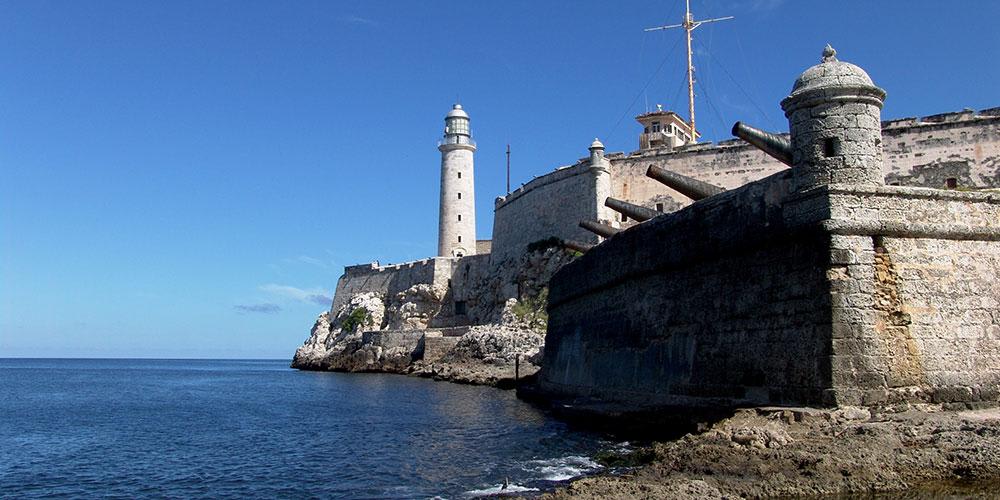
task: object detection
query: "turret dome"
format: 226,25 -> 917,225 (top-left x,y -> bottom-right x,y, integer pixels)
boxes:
781,45 -> 885,115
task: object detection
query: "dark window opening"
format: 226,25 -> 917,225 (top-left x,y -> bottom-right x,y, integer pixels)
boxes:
458,214 -> 462,221
458,235 -> 462,243
447,279 -> 452,287
621,213 -> 628,222
946,178 -> 958,189
455,301 -> 467,315
457,192 -> 462,199
651,121 -> 661,133
456,252 -> 463,257
457,172 -> 462,179
823,137 -> 840,157
656,203 -> 664,212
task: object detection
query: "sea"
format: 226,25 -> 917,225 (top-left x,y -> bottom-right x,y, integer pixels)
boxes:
0,358 -> 621,498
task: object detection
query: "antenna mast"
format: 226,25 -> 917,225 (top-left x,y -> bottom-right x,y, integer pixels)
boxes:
505,144 -> 511,194
644,0 -> 732,142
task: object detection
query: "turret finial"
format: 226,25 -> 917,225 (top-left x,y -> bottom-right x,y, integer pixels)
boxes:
822,44 -> 837,63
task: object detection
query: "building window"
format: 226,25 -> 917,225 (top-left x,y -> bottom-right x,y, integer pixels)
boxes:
656,203 -> 664,212
457,214 -> 462,221
621,213 -> 628,222
651,121 -> 661,133
823,137 -> 840,157
458,235 -> 462,243
457,171 -> 462,179
458,192 -> 462,199
455,301 -> 467,315
946,177 -> 958,189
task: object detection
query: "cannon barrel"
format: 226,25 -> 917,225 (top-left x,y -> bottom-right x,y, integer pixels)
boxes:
731,121 -> 793,167
560,239 -> 594,253
579,220 -> 620,238
604,197 -> 661,222
645,165 -> 726,201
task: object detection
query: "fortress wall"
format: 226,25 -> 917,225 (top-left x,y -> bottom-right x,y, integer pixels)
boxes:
331,258 -> 454,314
440,253 -> 496,325
603,109 -> 1000,219
536,177 -> 1000,409
882,111 -> 1000,188
538,171 -> 837,408
491,162 -> 600,266
822,186 -> 1000,405
608,142 -> 787,217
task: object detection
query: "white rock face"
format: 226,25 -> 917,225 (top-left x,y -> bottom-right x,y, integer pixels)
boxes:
333,292 -> 385,332
292,311 -> 333,367
451,324 -> 545,365
385,284 -> 445,330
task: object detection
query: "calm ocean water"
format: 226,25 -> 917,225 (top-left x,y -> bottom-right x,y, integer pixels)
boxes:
0,358 -> 616,498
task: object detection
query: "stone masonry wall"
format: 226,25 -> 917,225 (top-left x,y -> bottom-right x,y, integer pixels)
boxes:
537,168 -> 1000,410
331,258 -> 454,315
882,111 -> 1000,188
491,161 -> 600,266
538,171 -> 840,408
821,186 -> 1000,406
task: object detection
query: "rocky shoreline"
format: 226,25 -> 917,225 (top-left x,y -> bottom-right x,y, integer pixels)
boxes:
291,306 -> 545,389
545,405 -> 1000,499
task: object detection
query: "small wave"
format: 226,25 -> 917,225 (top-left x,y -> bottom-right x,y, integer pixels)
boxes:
527,455 -> 603,481
465,483 -> 539,497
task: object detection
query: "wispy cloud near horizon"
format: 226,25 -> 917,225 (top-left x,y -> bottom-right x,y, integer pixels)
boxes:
259,284 -> 332,306
234,303 -> 282,314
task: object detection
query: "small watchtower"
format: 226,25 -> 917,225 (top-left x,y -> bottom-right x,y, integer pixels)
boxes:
781,45 -> 886,191
636,105 -> 699,151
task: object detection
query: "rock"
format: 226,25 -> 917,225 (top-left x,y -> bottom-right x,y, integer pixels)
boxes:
384,284 -> 445,330
448,324 -> 545,365
334,292 -> 385,332
290,311 -> 333,369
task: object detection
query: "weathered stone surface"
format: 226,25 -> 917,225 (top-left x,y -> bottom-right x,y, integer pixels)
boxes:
546,407 -> 1000,499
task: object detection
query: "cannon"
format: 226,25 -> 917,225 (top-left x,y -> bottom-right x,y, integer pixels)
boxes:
559,239 -> 595,253
604,197 -> 661,222
579,220 -> 621,238
731,121 -> 793,167
645,165 -> 726,201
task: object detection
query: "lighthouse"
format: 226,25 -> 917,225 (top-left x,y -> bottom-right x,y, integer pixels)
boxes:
437,104 -> 477,258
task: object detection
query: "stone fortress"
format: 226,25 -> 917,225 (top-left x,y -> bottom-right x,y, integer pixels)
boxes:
294,45 -> 1000,395
532,45 -> 1000,411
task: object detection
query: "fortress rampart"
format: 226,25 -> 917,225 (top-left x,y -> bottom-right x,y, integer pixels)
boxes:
489,108 -> 1000,257
531,47 -> 1000,410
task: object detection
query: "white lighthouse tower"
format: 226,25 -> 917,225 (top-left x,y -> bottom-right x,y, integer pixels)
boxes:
437,104 -> 477,258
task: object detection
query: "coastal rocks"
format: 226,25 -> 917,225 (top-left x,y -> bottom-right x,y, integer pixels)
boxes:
292,308 -> 546,388
412,324 -> 546,387
548,406 -> 1000,499
335,292 -> 385,332
384,284 -> 445,330
449,325 -> 545,365
290,311 -> 334,370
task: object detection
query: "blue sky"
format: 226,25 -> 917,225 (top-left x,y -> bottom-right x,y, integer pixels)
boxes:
2,1 -> 998,358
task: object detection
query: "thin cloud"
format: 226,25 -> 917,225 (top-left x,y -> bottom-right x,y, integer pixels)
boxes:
307,294 -> 332,306
259,284 -> 332,306
342,15 -> 378,27
234,303 -> 282,314
295,255 -> 331,269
